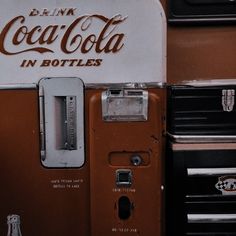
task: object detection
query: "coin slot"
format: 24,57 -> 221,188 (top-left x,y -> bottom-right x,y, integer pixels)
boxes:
109,89 -> 122,96
127,90 -> 143,96
39,77 -> 84,168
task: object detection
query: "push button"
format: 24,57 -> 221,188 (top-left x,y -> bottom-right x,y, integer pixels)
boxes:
130,154 -> 142,166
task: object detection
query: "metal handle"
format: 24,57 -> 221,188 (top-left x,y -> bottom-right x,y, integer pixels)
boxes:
187,167 -> 236,177
188,214 -> 236,223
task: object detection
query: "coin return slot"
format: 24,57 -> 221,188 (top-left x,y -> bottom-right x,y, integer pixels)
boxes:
118,196 -> 132,220
116,170 -> 132,187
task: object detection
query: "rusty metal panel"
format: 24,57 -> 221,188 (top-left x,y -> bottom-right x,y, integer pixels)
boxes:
88,88 -> 166,236
0,89 -> 90,236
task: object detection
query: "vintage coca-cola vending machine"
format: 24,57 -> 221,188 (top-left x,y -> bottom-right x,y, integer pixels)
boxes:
0,0 -> 166,235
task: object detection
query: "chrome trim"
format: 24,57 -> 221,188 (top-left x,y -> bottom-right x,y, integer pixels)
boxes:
65,96 -> 77,150
188,214 -> 236,224
0,84 -> 37,90
186,194 -> 224,198
175,79 -> 236,87
85,82 -> 165,89
102,89 -> 148,121
171,142 -> 236,151
187,168 -> 236,177
168,133 -> 236,143
222,89 -> 235,112
39,77 -> 85,168
39,95 -> 46,161
169,17 -> 236,24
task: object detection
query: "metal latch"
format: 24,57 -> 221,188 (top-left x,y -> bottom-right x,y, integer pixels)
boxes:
39,77 -> 85,168
222,89 -> 235,112
102,89 -> 148,121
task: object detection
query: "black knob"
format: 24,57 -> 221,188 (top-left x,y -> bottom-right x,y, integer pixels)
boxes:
130,155 -> 142,166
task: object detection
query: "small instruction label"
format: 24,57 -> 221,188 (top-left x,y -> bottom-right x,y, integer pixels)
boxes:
112,188 -> 136,193
112,228 -> 138,233
50,179 -> 84,189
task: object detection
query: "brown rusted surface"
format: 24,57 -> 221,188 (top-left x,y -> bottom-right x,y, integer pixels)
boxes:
168,26 -> 236,84
88,88 -> 166,236
160,0 -> 236,84
0,89 -> 90,236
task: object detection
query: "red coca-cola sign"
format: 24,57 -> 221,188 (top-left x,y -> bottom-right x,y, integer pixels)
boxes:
0,10 -> 126,55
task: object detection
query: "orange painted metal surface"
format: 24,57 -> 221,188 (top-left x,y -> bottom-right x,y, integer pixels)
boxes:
0,89 -> 90,236
88,88 -> 166,236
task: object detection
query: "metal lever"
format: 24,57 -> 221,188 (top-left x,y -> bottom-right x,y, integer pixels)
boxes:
39,77 -> 84,168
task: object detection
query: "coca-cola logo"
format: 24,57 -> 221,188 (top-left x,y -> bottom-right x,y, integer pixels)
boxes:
0,8 -> 127,56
